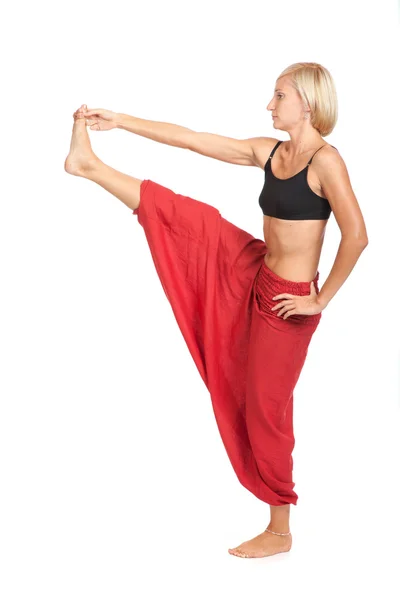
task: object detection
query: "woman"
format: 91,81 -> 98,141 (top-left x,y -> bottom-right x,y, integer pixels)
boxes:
64,62 -> 368,559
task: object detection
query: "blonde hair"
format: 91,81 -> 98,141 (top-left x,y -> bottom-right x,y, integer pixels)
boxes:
277,62 -> 338,137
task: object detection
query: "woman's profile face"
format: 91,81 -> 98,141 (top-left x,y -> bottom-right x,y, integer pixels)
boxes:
267,77 -> 306,130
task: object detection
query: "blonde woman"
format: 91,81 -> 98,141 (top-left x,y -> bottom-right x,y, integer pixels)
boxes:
64,62 -> 368,559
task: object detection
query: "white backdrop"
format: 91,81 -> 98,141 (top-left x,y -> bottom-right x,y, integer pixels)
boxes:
1,0 -> 399,598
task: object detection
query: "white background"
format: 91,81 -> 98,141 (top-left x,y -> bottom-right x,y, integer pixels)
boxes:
1,0 -> 399,598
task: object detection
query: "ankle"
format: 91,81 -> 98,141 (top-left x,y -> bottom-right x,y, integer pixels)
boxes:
266,523 -> 291,535
79,157 -> 102,178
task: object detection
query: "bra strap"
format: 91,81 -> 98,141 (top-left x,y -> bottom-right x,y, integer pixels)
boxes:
268,140 -> 283,160
307,144 -> 337,165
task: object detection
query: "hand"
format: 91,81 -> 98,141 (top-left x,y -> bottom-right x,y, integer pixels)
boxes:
271,281 -> 325,320
73,106 -> 118,131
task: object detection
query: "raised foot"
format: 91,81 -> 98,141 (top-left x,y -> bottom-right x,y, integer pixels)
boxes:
64,104 -> 99,177
228,529 -> 292,559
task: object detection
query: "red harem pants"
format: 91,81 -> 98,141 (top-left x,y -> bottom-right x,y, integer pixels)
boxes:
132,179 -> 322,506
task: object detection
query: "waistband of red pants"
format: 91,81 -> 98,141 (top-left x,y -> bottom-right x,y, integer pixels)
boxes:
256,257 -> 320,297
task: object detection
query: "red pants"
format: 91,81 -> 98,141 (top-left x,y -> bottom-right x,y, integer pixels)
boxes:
133,179 -> 322,505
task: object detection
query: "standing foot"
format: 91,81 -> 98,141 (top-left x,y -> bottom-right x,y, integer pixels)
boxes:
64,104 -> 101,177
228,529 -> 292,559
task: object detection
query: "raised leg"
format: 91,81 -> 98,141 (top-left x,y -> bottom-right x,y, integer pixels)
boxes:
64,105 -> 143,212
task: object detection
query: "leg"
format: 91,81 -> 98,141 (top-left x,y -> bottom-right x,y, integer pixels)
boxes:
228,310 -> 301,558
64,105 -> 143,212
269,503 -> 291,533
228,272 -> 320,559
82,161 -> 143,212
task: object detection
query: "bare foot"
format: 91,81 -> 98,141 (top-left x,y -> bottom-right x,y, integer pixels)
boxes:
228,528 -> 292,559
64,104 -> 99,176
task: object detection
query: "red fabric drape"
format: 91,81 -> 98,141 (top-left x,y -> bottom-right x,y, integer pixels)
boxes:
132,179 -> 321,506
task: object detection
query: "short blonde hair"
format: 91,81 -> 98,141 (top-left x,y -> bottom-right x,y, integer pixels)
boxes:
277,62 -> 338,137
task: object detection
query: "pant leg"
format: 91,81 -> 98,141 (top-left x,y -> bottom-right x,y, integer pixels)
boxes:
244,261 -> 322,505
132,179 -> 270,498
132,179 -> 322,506
133,179 -> 266,384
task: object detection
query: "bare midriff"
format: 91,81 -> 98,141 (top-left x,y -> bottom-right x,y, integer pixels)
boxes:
262,216 -> 328,283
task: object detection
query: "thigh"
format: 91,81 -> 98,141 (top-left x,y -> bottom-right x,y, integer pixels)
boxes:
132,179 -> 267,387
245,305 -> 315,448
134,178 -> 267,296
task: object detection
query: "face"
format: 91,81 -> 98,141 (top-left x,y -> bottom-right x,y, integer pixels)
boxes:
267,76 -> 309,132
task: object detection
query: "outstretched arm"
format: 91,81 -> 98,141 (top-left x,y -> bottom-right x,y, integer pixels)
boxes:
116,113 -> 264,166
116,113 -> 194,148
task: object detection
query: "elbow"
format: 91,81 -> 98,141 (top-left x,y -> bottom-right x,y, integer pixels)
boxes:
357,236 -> 369,247
341,232 -> 369,247
357,228 -> 369,247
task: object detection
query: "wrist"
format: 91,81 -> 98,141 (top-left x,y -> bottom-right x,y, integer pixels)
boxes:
317,297 -> 329,310
115,113 -> 128,129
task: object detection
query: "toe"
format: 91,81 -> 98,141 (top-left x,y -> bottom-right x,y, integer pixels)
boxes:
229,547 -> 248,558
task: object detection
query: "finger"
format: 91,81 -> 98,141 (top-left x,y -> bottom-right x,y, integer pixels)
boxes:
271,302 -> 282,311
277,302 -> 295,316
272,294 -> 293,301
283,309 -> 296,320
271,299 -> 292,311
82,109 -> 102,116
271,302 -> 283,310
271,301 -> 284,311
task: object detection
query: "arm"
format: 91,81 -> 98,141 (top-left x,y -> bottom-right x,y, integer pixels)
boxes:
116,113 -> 265,166
116,113 -> 195,148
314,148 -> 369,310
317,237 -> 367,310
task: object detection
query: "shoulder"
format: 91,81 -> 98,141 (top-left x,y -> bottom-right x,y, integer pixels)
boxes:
312,144 -> 348,181
249,137 -> 281,170
312,145 -> 362,222
311,144 -> 367,242
314,143 -> 341,163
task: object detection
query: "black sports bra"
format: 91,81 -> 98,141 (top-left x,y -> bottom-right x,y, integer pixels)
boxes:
258,140 -> 335,220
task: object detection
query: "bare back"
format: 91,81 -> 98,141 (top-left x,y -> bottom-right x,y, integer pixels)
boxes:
253,138 -> 332,282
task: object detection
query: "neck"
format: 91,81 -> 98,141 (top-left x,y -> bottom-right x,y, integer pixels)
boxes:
284,126 -> 324,158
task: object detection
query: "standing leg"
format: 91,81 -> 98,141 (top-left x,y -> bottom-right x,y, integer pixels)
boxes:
64,106 -> 144,211
228,263 -> 321,559
268,391 -> 294,535
228,310 -> 303,558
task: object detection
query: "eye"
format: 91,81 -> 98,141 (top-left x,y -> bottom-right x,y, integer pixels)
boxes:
277,94 -> 283,99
